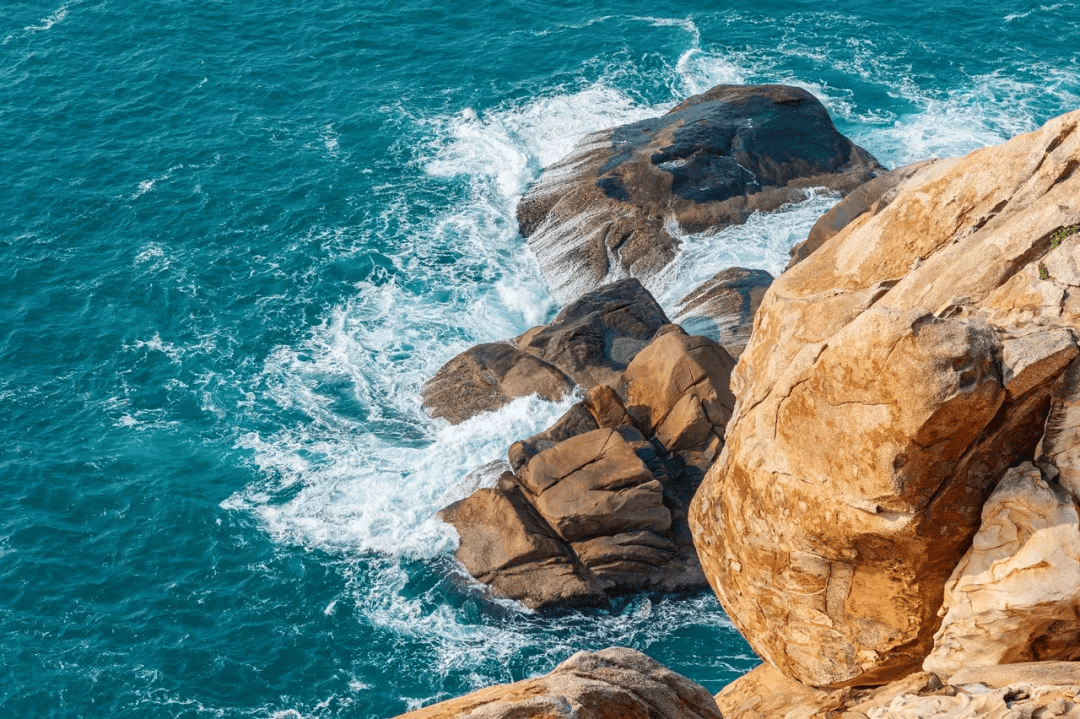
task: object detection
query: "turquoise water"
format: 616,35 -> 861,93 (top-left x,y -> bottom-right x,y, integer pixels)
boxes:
2,1 -> 1078,716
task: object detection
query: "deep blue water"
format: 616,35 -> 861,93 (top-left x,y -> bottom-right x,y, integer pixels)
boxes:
2,0 -> 1078,716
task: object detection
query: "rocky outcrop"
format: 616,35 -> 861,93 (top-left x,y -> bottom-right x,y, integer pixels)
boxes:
516,278 -> 670,387
442,324 -> 735,609
518,84 -> 881,303
690,109 -> 1080,687
786,160 -> 935,269
423,279 -> 668,424
393,648 -> 722,719
924,462 -> 1080,678
716,662 -> 1080,719
421,343 -> 575,424
673,267 -> 773,358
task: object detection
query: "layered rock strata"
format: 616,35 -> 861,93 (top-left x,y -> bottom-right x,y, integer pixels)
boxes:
393,648 -> 722,719
441,323 -> 735,609
690,109 -> 1080,687
924,460 -> 1080,677
422,278 -> 668,424
517,84 -> 882,303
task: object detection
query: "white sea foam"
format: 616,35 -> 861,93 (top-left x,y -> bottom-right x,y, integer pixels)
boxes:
653,191 -> 841,310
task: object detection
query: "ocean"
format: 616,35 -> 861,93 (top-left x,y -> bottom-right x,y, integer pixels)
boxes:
1,0 -> 1077,716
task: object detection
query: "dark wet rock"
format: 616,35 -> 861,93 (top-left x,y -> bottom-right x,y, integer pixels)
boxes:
422,279 -> 666,425
787,160 -> 936,269
673,267 -> 773,358
515,278 -> 670,388
420,342 -> 576,425
518,84 -> 882,303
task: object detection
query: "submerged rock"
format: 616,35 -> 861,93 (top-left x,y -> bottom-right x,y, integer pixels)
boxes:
517,84 -> 881,303
690,109 -> 1080,687
393,647 -> 722,719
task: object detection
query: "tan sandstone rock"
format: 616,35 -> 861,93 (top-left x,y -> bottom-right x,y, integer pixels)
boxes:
690,109 -> 1080,687
393,647 -> 722,719
716,662 -> 1080,718
786,161 -> 936,270
923,462 -> 1080,678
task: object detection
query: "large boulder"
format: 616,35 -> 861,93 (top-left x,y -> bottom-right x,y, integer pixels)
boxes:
518,84 -> 882,303
672,267 -> 774,359
517,278 -> 670,387
422,279 -> 668,424
442,325 -> 735,608
690,109 -> 1080,687
392,648 -> 722,719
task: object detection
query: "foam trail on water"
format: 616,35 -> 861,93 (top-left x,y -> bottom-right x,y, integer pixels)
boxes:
653,191 -> 841,312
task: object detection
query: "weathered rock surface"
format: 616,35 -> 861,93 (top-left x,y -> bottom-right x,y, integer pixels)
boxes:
690,109 -> 1080,687
715,663 -> 945,719
421,343 -> 575,424
517,278 -> 669,388
673,267 -> 773,358
423,279 -> 668,424
393,648 -> 722,719
518,84 -> 882,303
786,160 -> 935,269
442,324 -> 735,608
716,662 -> 1080,718
924,462 -> 1080,678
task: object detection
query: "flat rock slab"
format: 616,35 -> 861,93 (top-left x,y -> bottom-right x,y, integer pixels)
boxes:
949,662 -> 1080,688
518,83 -> 881,303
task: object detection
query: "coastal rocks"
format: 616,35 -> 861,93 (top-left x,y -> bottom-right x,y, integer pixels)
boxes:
672,267 -> 773,358
517,84 -> 881,303
393,647 -> 722,719
923,462 -> 1080,678
421,343 -> 575,425
690,109 -> 1080,687
516,277 -> 669,387
422,278 -> 668,424
441,324 -> 735,608
717,662 -> 1080,719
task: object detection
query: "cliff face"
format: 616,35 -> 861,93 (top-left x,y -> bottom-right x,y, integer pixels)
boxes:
690,108 -> 1080,688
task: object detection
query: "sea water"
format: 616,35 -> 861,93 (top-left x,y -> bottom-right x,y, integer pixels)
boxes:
2,0 -> 1078,716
